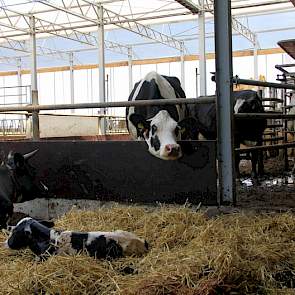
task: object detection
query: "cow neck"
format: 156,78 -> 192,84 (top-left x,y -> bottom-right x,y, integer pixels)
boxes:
5,164 -> 22,203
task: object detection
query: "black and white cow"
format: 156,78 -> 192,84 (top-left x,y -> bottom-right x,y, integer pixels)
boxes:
188,90 -> 267,177
3,217 -> 149,260
126,71 -> 197,160
0,150 -> 48,229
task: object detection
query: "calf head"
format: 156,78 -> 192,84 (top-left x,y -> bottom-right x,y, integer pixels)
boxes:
129,110 -> 197,160
6,149 -> 48,202
4,217 -> 54,256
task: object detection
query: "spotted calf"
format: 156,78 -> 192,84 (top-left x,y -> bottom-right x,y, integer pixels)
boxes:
3,217 -> 149,259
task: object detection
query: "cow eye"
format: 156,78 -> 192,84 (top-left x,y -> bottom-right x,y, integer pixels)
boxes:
151,125 -> 157,135
175,127 -> 179,137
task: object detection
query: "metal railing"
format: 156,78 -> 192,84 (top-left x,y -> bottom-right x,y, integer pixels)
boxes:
106,117 -> 128,134
0,85 -> 31,106
0,118 -> 26,137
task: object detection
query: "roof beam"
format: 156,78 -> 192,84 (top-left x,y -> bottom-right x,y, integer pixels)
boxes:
38,0 -> 183,51
173,0 -> 200,14
175,0 -> 256,44
0,6 -> 130,56
97,2 -> 183,50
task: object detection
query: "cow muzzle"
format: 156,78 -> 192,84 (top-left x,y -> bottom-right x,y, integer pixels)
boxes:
163,144 -> 182,159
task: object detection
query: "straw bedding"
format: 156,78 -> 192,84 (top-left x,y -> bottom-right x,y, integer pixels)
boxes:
0,204 -> 295,295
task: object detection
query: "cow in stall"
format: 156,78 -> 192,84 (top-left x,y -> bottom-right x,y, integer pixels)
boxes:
127,71 -> 266,178
3,217 -> 149,260
0,150 -> 48,229
188,90 -> 267,178
126,71 -> 196,160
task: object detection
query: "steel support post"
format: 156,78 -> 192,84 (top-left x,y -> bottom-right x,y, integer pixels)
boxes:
69,52 -> 75,114
128,47 -> 133,93
98,5 -> 106,135
214,0 -> 235,204
180,41 -> 185,90
30,15 -> 40,140
198,0 -> 207,96
254,35 -> 258,80
17,57 -> 24,129
195,67 -> 199,97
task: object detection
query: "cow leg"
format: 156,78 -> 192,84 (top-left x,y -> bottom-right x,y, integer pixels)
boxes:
235,143 -> 241,179
250,150 -> 258,179
257,138 -> 264,176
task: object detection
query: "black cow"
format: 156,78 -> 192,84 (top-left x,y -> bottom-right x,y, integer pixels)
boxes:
0,150 -> 48,229
3,217 -> 149,260
188,90 -> 267,177
126,71 -> 195,160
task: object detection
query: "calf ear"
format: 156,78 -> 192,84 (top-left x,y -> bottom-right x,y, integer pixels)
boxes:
129,114 -> 150,137
177,117 -> 199,140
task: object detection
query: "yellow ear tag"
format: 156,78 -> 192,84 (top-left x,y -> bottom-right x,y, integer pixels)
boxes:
138,123 -> 144,130
180,128 -> 186,134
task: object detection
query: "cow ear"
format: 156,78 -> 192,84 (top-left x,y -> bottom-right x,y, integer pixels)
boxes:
177,117 -> 198,140
13,153 -> 25,168
129,114 -> 150,133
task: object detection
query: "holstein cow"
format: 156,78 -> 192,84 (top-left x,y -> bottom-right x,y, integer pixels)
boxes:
0,150 -> 48,229
126,71 -> 197,160
188,90 -> 267,178
3,217 -> 149,260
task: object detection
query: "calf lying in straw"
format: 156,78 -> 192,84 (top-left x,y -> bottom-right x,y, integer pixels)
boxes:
3,217 -> 149,259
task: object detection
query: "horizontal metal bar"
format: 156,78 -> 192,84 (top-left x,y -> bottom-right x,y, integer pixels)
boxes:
283,105 -> 295,109
0,97 -> 215,113
266,124 -> 283,128
236,141 -> 295,153
263,136 -> 284,142
233,77 -> 295,90
262,98 -> 284,102
235,113 -> 295,119
264,110 -> 283,113
275,63 -> 295,68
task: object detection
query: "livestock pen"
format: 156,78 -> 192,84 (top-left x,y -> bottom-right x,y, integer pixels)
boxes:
0,0 -> 295,294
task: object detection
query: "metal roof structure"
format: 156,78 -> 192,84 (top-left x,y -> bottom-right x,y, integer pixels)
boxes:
0,0 -> 294,204
0,0 -> 294,68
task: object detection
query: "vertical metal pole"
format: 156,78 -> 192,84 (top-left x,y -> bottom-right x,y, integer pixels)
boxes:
30,15 -> 40,140
214,0 -> 235,204
198,0 -> 207,96
180,41 -> 185,90
17,57 -> 24,131
195,67 -> 199,97
69,52 -> 75,114
128,47 -> 133,94
254,35 -> 258,80
98,4 -> 106,135
17,58 -> 22,105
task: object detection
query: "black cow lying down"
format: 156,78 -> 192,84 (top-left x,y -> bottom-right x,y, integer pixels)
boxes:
3,217 -> 149,260
0,150 -> 48,229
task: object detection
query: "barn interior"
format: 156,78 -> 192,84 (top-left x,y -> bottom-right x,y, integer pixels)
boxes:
0,1 -> 295,294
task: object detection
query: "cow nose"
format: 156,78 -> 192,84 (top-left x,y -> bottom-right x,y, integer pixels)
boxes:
165,144 -> 180,156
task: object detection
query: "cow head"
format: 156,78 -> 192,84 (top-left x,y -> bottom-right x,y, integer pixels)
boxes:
129,110 -> 198,160
6,149 -> 48,203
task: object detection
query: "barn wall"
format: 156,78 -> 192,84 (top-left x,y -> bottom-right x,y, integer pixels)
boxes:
25,114 -> 101,138
0,140 -> 217,205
